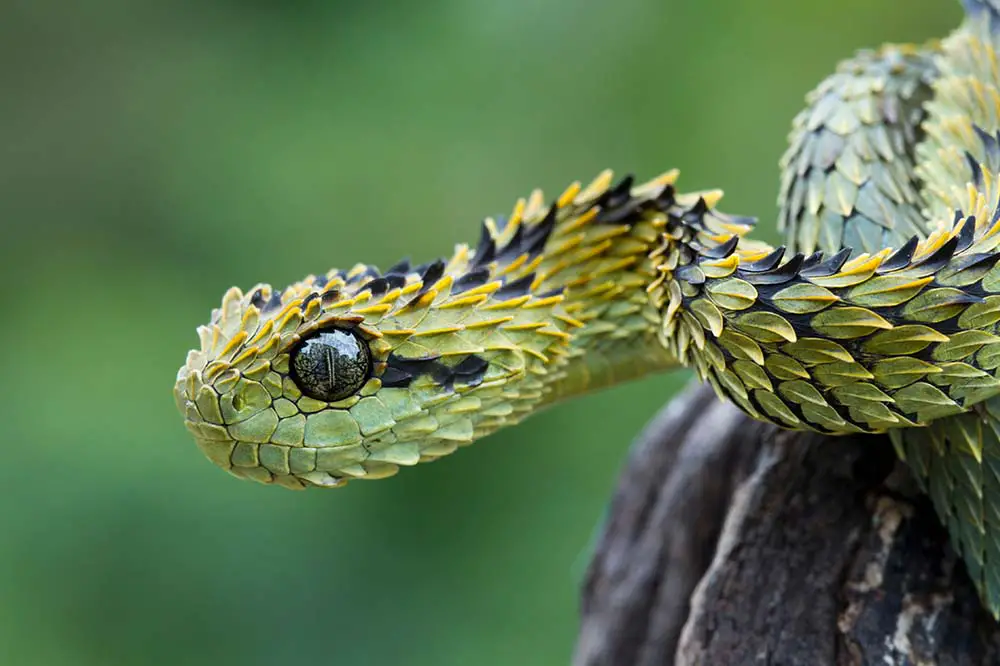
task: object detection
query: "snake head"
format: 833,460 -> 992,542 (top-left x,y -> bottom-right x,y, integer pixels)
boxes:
174,253 -> 580,489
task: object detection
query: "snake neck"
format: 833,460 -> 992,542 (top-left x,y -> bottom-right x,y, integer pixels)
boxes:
460,170 -> 718,406
654,157 -> 1000,435
517,172 -> 776,407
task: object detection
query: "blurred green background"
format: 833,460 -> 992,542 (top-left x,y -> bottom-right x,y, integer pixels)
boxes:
0,1 -> 958,664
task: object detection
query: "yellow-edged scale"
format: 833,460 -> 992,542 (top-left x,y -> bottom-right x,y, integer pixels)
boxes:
176,1 -> 1000,617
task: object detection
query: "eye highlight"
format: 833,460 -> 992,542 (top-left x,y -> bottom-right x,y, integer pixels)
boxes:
289,328 -> 371,402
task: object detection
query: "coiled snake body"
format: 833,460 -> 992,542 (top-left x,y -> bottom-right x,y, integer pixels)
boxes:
176,2 -> 1000,616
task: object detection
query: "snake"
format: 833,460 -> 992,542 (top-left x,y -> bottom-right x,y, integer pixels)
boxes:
176,1 -> 1000,617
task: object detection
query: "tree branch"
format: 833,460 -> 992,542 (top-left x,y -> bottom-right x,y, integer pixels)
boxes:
574,382 -> 1000,666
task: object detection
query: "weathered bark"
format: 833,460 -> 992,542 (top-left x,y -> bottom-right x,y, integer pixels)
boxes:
574,382 -> 1000,666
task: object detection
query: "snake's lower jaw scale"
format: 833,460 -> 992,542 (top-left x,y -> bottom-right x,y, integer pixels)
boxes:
188,431 -> 405,490
192,436 -> 235,472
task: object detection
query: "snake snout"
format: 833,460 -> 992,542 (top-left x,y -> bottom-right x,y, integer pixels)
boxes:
174,354 -> 371,490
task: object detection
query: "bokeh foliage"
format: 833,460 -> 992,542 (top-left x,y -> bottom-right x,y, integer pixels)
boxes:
0,1 -> 957,664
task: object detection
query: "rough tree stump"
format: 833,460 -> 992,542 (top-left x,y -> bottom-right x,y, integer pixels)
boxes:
574,382 -> 1000,665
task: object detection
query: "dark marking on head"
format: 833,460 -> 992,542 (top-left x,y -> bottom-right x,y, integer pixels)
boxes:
313,275 -> 329,289
418,259 -> 446,293
250,289 -> 266,309
494,222 -> 525,263
385,353 -> 443,376
365,273 -> 407,298
366,277 -> 390,297
451,355 -> 489,387
320,289 -> 341,306
386,258 -> 410,275
384,274 -> 407,290
262,291 -> 284,314
379,366 -> 415,388
301,292 -> 320,310
523,204 -> 558,255
596,175 -> 634,210
453,268 -> 492,294
494,273 -> 535,300
382,352 -> 488,390
470,221 -> 497,268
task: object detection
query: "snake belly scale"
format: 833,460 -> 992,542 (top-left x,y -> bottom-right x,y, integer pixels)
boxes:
176,1 -> 1000,616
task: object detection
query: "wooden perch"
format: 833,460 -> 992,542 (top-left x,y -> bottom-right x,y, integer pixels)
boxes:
574,382 -> 1000,666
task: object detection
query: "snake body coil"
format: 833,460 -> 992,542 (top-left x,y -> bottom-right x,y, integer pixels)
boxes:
176,2 -> 1000,616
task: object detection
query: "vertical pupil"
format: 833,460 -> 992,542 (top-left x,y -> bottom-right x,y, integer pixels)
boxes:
321,345 -> 336,395
290,329 -> 370,401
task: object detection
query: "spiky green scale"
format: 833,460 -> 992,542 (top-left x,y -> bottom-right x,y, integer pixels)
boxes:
765,354 -> 810,381
734,311 -> 798,343
810,306 -> 893,339
845,274 -> 933,307
754,390 -> 800,426
782,338 -> 854,365
873,357 -> 942,389
959,295 -> 1000,328
778,44 -> 938,256
770,283 -> 839,314
811,361 -> 874,388
831,382 -> 894,404
706,278 -> 757,310
717,329 -> 765,364
861,325 -> 949,355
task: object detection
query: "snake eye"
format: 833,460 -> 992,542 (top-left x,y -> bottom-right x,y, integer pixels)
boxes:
289,328 -> 371,402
